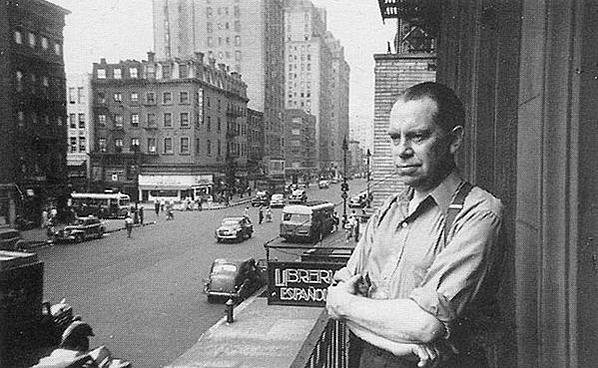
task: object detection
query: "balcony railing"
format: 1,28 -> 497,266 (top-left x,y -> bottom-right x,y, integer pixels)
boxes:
291,312 -> 350,368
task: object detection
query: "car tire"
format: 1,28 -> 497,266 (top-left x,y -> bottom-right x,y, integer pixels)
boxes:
207,295 -> 217,304
76,234 -> 84,243
216,238 -> 221,243
98,229 -> 104,239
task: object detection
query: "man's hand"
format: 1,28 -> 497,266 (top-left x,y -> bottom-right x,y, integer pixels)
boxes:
409,344 -> 441,368
326,274 -> 361,319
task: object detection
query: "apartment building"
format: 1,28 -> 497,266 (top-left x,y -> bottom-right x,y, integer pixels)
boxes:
284,109 -> 316,181
90,52 -> 249,202
152,0 -> 285,169
0,0 -> 70,226
66,73 -> 93,191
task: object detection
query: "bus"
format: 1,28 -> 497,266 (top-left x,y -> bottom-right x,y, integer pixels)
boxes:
70,192 -> 131,219
280,201 -> 336,243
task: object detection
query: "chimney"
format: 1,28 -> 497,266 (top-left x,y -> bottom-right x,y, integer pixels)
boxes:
218,63 -> 226,71
194,52 -> 204,64
147,51 -> 155,62
209,57 -> 216,67
100,58 -> 106,64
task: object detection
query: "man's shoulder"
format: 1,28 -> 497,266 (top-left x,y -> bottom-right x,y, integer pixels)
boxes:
466,185 -> 503,218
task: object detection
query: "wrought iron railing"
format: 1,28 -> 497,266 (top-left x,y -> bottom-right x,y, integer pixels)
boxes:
290,312 -> 350,368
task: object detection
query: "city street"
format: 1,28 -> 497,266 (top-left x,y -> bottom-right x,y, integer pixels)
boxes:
34,180 -> 366,367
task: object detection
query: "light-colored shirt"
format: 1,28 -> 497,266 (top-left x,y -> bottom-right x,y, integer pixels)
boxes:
337,171 -> 503,330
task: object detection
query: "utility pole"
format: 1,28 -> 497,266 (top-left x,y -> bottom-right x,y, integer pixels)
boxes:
341,137 -> 349,227
366,149 -> 371,208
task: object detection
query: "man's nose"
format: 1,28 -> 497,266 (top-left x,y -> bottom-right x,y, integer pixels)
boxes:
396,140 -> 414,159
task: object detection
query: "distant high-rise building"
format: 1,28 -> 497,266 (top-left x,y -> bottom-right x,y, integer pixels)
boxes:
284,0 -> 334,171
0,0 -> 70,227
324,31 -> 350,173
66,73 -> 93,192
152,0 -> 285,170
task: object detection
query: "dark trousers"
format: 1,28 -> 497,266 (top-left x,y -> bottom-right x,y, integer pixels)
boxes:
352,334 -> 489,368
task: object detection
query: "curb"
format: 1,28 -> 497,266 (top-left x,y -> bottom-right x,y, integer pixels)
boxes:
17,200 -> 252,251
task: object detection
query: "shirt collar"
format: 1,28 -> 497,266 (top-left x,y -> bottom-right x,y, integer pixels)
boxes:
428,170 -> 463,213
395,170 -> 462,213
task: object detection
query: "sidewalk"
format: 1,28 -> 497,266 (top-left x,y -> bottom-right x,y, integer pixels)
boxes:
167,229 -> 356,368
167,295 -> 325,368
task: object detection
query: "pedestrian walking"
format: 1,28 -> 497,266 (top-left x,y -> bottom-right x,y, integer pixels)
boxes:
125,213 -> 134,238
331,211 -> 340,233
154,200 -> 160,217
160,199 -> 165,213
265,206 -> 273,222
243,206 -> 250,220
138,205 -> 144,225
258,206 -> 264,224
41,208 -> 48,229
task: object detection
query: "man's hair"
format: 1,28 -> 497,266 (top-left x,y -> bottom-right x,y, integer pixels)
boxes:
400,82 -> 465,133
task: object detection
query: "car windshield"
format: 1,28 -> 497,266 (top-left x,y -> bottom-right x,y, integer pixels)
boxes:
212,264 -> 237,274
221,219 -> 241,226
291,190 -> 303,196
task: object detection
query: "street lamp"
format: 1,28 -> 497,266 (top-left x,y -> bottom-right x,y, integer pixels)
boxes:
341,137 -> 349,226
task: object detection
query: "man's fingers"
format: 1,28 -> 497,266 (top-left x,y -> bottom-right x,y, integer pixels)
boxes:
413,345 -> 440,368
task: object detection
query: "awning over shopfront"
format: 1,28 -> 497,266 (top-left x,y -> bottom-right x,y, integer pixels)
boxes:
67,159 -> 86,167
138,174 -> 213,190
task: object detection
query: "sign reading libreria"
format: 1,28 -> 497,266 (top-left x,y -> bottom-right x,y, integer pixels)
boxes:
267,261 -> 344,307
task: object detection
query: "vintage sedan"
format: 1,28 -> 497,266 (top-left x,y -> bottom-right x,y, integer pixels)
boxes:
349,192 -> 373,209
215,216 -> 254,243
251,190 -> 271,207
288,189 -> 308,204
53,216 -> 105,243
0,227 -> 24,251
204,258 -> 264,303
269,193 -> 286,208
318,180 -> 330,189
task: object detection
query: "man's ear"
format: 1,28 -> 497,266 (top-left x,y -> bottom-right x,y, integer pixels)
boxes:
449,126 -> 464,154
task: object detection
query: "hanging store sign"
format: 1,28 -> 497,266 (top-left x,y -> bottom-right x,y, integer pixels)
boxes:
267,261 -> 344,307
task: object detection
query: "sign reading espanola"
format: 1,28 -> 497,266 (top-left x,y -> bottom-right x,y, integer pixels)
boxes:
267,261 -> 345,307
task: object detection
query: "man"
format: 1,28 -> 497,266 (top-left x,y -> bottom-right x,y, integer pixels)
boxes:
326,82 -> 503,367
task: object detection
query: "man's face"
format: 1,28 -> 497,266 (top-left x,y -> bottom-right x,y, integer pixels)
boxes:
388,97 -> 458,193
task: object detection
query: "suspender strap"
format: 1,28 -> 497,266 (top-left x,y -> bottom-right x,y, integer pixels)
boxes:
444,181 -> 474,244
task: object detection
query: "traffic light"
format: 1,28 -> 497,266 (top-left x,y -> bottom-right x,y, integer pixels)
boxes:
341,182 -> 349,192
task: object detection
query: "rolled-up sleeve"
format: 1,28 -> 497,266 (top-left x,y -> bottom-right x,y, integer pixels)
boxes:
408,206 -> 502,329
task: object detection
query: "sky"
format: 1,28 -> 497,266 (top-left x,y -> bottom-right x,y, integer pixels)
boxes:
50,0 -> 396,148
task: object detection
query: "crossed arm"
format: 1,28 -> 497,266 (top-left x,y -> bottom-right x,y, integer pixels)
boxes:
326,274 -> 447,367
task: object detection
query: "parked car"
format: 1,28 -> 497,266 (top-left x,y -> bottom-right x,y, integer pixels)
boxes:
349,192 -> 373,208
0,227 -> 24,250
251,190 -> 271,207
269,193 -> 286,208
53,216 -> 105,243
215,216 -> 254,243
318,180 -> 330,189
288,189 -> 308,204
203,258 -> 264,303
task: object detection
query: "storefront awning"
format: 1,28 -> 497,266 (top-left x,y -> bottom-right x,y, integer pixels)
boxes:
67,159 -> 86,167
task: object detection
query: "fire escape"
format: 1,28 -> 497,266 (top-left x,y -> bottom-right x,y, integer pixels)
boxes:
224,104 -> 244,189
